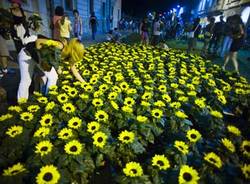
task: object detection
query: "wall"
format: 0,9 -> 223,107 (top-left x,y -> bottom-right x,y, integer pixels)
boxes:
112,0 -> 122,29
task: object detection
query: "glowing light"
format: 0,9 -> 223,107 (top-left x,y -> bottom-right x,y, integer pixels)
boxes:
241,6 -> 250,24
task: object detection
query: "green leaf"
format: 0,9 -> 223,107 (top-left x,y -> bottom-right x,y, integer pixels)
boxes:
131,141 -> 145,154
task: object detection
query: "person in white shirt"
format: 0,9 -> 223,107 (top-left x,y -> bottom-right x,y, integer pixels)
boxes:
152,16 -> 161,46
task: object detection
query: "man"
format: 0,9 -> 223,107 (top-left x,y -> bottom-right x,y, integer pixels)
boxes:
152,16 -> 161,46
73,9 -> 83,40
89,12 -> 97,40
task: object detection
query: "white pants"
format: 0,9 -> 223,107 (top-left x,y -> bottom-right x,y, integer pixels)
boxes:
41,67 -> 58,94
17,48 -> 36,101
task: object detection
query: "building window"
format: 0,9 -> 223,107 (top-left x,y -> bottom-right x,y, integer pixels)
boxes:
64,0 -> 75,11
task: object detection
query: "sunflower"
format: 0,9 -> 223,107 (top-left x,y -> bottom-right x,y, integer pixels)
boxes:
154,100 -> 166,107
178,165 -> 200,184
124,97 -> 135,106
36,165 -> 60,184
40,114 -> 53,126
175,111 -> 188,119
92,131 -> 108,148
27,105 -> 40,113
162,94 -> 171,103
58,128 -> 73,140
99,84 -> 109,92
6,125 -> 23,138
241,164 -> 250,179
174,141 -> 189,155
0,114 -> 13,122
122,105 -> 133,113
142,92 -> 152,101
123,162 -> 143,177
110,101 -> 119,110
194,98 -> 206,108
241,140 -> 250,157
2,163 -> 26,176
92,98 -> 104,107
20,112 -> 34,122
37,97 -> 48,104
84,85 -> 93,93
221,138 -> 235,153
57,93 -> 69,103
118,130 -> 135,144
152,155 -> 170,170
108,92 -> 118,100
170,102 -> 182,109
137,115 -> 148,123
68,117 -> 82,129
151,109 -> 163,119
120,82 -> 129,91
227,125 -> 241,136
204,152 -> 223,169
186,129 -> 202,143
45,101 -> 56,112
18,98 -> 27,104
35,140 -> 53,156
95,110 -> 109,122
87,121 -> 100,134
64,140 -> 82,155
158,85 -> 167,93
62,103 -> 76,114
8,106 -> 22,113
34,127 -> 50,138
68,88 -> 78,98
62,85 -> 71,92
210,110 -> 223,118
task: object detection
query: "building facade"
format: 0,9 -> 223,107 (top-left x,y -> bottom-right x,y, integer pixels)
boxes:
0,0 -> 122,38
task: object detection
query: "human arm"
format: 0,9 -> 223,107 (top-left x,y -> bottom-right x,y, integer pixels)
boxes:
79,17 -> 83,35
70,63 -> 85,82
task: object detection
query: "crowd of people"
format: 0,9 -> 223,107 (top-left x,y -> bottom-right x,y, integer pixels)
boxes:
0,1 -> 88,103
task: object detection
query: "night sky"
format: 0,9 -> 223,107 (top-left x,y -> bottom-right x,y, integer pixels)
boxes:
122,0 -> 194,18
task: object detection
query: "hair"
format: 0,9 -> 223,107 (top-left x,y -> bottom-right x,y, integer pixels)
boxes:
73,9 -> 79,15
61,38 -> 84,64
55,6 -> 64,16
209,17 -> 215,23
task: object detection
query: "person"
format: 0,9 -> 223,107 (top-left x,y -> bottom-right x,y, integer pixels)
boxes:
59,14 -> 71,43
89,12 -> 97,40
220,16 -> 233,58
209,16 -> 226,55
9,0 -> 29,53
152,16 -> 161,46
106,28 -> 121,43
52,6 -> 64,40
73,9 -> 83,40
202,17 -> 215,55
187,18 -> 201,54
222,15 -> 245,75
140,18 -> 150,45
61,38 -> 85,83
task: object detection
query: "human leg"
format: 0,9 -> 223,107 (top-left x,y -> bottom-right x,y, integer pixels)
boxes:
231,52 -> 239,74
44,67 -> 58,94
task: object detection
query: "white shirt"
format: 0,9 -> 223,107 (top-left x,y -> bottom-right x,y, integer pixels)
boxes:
153,21 -> 161,36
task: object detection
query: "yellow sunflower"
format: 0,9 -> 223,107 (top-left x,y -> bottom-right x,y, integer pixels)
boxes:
27,105 -> 40,113
204,152 -> 223,169
124,97 -> 135,106
108,92 -> 118,100
221,138 -> 235,153
64,140 -> 82,155
152,155 -> 170,170
6,125 -> 23,138
158,85 -> 167,93
2,163 -> 26,176
87,121 -> 100,134
95,110 -> 109,122
62,103 -> 76,114
136,115 -> 148,123
178,165 -> 200,184
162,94 -> 171,103
34,127 -> 50,138
57,93 -> 69,103
122,105 -> 133,113
92,98 -> 104,107
68,88 -> 78,98
123,162 -> 143,177
0,114 -> 13,121
92,131 -> 108,148
68,117 -> 82,129
175,111 -> 188,119
118,130 -> 135,144
151,109 -> 163,119
37,97 -> 48,104
58,128 -> 73,140
36,165 -> 60,184
227,125 -> 241,136
194,98 -> 206,108
142,92 -> 153,101
40,114 -> 53,127
120,82 -> 129,91
174,141 -> 189,155
241,164 -> 250,179
110,101 -> 119,110
35,140 -> 53,156
20,112 -> 34,122
8,106 -> 22,113
45,101 -> 56,112
241,140 -> 250,157
186,129 -> 202,143
210,110 -> 223,118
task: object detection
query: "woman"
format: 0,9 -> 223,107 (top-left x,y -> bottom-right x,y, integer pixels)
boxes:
140,18 -> 149,45
52,6 -> 64,40
73,9 -> 83,40
187,18 -> 201,54
222,15 -> 245,75
59,14 -> 71,43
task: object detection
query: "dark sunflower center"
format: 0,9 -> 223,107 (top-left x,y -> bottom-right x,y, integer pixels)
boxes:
99,115 -> 104,119
41,146 -> 48,151
73,122 -> 78,126
183,172 -> 192,181
191,134 -> 197,139
70,146 -> 77,152
43,172 -> 53,181
244,145 -> 250,152
71,91 -> 75,94
157,160 -> 164,166
11,130 -> 17,135
61,97 -> 65,100
45,119 -> 50,124
209,158 -> 216,163
131,169 -> 137,174
155,113 -> 159,116
122,85 -> 126,88
96,102 -> 100,105
127,101 -> 131,104
123,136 -> 130,140
91,126 -> 96,130
179,146 -> 184,150
24,116 -> 29,119
97,137 -> 103,142
63,133 -> 69,136
11,170 -> 19,175
66,107 -> 71,110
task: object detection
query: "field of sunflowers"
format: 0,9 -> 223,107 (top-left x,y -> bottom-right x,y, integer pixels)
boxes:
0,42 -> 250,184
